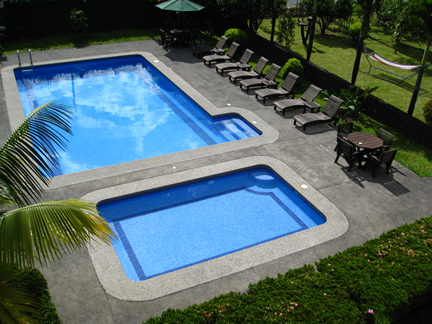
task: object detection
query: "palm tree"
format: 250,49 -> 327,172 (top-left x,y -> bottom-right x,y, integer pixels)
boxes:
0,102 -> 116,322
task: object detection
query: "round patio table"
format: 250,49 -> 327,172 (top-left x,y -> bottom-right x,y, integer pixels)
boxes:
346,132 -> 384,151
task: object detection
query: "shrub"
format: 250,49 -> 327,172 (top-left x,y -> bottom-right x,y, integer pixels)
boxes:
348,22 -> 362,39
337,85 -> 376,120
423,99 -> 432,126
11,267 -> 62,323
69,8 -> 88,34
224,28 -> 248,44
280,58 -> 304,79
277,13 -> 296,49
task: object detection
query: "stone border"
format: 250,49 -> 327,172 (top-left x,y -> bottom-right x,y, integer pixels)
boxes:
83,156 -> 349,301
1,52 -> 279,188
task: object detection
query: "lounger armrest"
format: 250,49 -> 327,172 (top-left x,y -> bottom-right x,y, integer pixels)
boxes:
237,63 -> 251,71
211,48 -> 225,55
262,80 -> 277,88
304,101 -> 321,113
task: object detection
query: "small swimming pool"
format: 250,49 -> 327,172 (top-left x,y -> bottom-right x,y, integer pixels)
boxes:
13,54 -> 260,175
98,167 -> 325,281
85,157 -> 348,301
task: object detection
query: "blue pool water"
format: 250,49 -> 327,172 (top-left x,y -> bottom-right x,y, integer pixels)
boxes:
14,55 -> 260,175
98,168 -> 326,281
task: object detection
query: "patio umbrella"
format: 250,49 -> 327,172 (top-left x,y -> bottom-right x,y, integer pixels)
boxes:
155,0 -> 205,12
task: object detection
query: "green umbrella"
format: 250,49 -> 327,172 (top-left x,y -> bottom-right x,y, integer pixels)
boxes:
155,0 -> 205,12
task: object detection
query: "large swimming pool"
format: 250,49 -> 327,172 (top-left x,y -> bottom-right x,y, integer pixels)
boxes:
13,55 -> 260,175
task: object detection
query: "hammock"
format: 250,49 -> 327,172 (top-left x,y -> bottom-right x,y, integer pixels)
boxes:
361,47 -> 430,85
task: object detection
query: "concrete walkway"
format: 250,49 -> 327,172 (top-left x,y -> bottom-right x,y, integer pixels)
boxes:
1,40 -> 431,324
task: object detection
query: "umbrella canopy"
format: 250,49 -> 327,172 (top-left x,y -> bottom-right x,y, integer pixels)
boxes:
155,0 -> 205,12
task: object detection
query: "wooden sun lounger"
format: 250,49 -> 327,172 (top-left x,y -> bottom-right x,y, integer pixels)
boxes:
255,72 -> 299,103
239,64 -> 281,92
273,84 -> 322,115
203,42 -> 239,66
293,95 -> 343,131
227,57 -> 268,84
215,49 -> 254,75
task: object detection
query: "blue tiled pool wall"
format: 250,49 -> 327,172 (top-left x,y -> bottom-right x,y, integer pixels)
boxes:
98,167 -> 325,281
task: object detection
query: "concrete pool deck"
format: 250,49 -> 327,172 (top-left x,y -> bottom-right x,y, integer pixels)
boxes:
1,40 -> 432,323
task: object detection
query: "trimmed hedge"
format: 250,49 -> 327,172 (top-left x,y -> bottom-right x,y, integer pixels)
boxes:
144,216 -> 432,323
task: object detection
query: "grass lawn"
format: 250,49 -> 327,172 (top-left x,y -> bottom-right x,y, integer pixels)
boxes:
2,26 -> 431,176
258,18 -> 432,123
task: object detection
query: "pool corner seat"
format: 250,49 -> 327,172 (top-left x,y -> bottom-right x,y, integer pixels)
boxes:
215,49 -> 254,75
293,95 -> 343,131
255,72 -> 299,103
273,84 -> 322,115
228,56 -> 269,84
238,63 -> 281,92
203,42 -> 239,66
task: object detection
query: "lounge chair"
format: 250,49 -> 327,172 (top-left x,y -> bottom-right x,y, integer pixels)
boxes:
255,72 -> 299,103
193,35 -> 228,58
273,84 -> 322,115
215,49 -> 254,75
227,57 -> 269,84
210,36 -> 229,54
203,42 -> 239,66
293,95 -> 343,131
238,64 -> 281,92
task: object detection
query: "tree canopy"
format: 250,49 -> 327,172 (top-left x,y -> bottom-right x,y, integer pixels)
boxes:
301,0 -> 354,34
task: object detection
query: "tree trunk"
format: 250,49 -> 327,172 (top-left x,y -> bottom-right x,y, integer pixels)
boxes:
306,0 -> 317,61
407,66 -> 425,115
407,39 -> 430,116
351,36 -> 363,84
270,0 -> 277,42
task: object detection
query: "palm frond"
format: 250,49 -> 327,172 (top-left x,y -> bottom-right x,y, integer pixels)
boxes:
0,102 -> 73,208
0,200 -> 116,268
0,283 -> 39,324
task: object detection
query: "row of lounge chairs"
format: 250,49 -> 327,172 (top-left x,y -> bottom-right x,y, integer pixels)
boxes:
201,36 -> 344,131
200,36 -> 397,177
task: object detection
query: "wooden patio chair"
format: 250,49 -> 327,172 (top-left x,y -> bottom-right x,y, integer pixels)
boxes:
369,149 -> 398,177
334,122 -> 354,152
377,128 -> 395,151
334,137 -> 362,171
